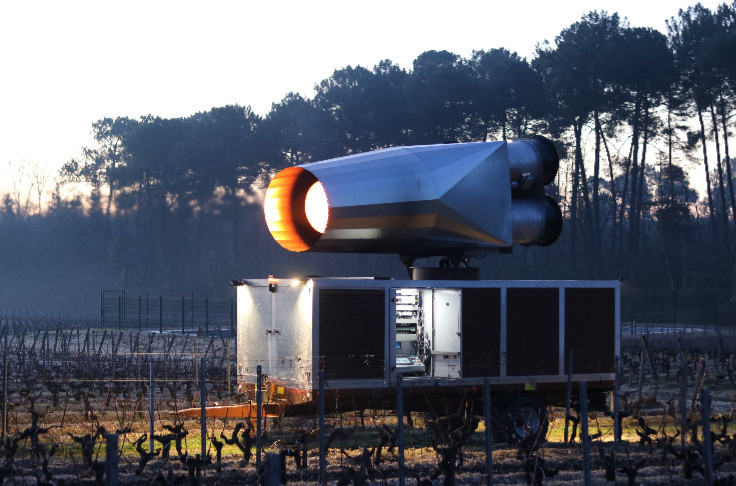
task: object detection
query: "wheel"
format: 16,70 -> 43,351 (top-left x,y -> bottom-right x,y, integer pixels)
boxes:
495,397 -> 548,443
512,404 -> 545,440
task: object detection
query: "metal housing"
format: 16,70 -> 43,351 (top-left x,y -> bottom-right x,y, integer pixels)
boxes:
236,277 -> 620,414
265,138 -> 561,257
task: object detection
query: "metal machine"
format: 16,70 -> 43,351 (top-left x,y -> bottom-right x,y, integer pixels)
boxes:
180,136 -> 619,431
263,136 -> 562,272
232,277 -> 619,419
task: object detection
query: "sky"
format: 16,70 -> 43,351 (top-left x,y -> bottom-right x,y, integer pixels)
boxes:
0,0 -> 725,196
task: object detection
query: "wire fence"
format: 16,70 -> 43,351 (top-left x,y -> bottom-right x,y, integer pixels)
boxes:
99,291 -> 235,335
622,288 -> 736,335
3,287 -> 736,338
103,288 -> 736,334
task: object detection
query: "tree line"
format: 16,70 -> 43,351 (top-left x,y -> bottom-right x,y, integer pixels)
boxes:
2,4 -> 736,313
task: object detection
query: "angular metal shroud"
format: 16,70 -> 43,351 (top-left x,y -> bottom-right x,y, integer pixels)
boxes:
304,141 -> 512,255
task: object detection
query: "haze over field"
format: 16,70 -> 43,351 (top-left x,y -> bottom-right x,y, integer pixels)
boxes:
1,1 -> 736,317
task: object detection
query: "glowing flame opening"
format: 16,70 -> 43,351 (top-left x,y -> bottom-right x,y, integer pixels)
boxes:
264,167 -> 326,252
305,182 -> 328,233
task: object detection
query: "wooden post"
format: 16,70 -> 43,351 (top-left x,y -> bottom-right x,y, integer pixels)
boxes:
677,335 -> 686,363
230,298 -> 234,336
105,433 -> 119,486
678,359 -> 688,452
564,349 -> 573,444
230,297 -> 236,366
637,342 -> 646,402
580,381 -> 591,486
483,377 -> 493,485
53,328 -> 59,353
200,356 -> 207,460
691,358 -> 706,414
319,370 -> 326,485
97,330 -> 107,355
149,359 -> 155,454
226,341 -> 231,395
83,328 -> 90,354
2,336 -> 7,441
701,388 -> 714,486
256,364 -> 263,470
397,375 -> 405,486
265,453 -> 281,486
641,335 -> 658,380
194,352 -> 199,390
613,355 -> 620,443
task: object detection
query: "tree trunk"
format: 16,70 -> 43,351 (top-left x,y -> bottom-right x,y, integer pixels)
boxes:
228,191 -> 240,265
570,121 -> 580,267
717,97 -> 736,292
105,178 -> 114,219
592,110 -> 602,274
709,104 -> 729,234
575,118 -> 594,273
698,106 -> 718,240
718,98 -> 736,222
617,143 -> 634,268
667,102 -> 675,202
601,130 -> 618,274
632,95 -> 650,258
628,95 -> 642,258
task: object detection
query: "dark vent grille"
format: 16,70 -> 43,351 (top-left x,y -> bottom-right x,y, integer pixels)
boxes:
462,288 -> 501,377
507,288 -> 559,376
565,288 -> 615,373
319,289 -> 385,380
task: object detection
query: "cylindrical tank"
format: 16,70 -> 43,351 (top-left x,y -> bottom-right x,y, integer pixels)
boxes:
508,135 -> 559,188
511,196 -> 563,246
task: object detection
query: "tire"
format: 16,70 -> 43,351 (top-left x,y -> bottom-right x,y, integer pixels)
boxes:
496,397 -> 549,443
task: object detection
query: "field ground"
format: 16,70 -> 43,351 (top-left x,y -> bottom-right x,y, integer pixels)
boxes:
0,326 -> 735,484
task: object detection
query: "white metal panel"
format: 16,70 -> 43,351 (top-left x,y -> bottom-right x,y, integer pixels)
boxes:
432,289 -> 461,354
420,289 -> 434,348
432,355 -> 461,379
238,286 -> 271,379
272,284 -> 313,387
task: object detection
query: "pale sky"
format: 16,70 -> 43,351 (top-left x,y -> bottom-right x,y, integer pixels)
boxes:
0,0 -> 724,195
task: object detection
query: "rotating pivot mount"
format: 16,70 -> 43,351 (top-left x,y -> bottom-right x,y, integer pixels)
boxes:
264,136 -> 562,260
401,254 -> 479,281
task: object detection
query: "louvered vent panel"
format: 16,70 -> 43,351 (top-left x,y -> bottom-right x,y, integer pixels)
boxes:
507,288 -> 559,376
462,287 -> 501,377
319,289 -> 385,380
565,288 -> 615,373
